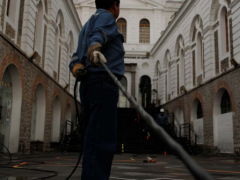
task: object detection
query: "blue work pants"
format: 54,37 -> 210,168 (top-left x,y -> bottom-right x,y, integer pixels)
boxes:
80,73 -> 119,180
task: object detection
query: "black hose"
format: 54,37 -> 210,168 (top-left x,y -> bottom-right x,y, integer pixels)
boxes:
0,142 -> 12,165
65,80 -> 84,180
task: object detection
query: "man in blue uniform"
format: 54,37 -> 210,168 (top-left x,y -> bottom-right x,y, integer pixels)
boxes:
69,0 -> 125,179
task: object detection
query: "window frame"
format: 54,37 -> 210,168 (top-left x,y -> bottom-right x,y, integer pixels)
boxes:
139,19 -> 150,44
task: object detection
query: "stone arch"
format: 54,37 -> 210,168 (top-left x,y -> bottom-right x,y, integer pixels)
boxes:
190,92 -> 205,144
0,63 -> 22,153
213,87 -> 234,153
30,83 -> 46,143
175,34 -> 184,57
212,80 -> 235,113
56,10 -> 65,39
189,14 -> 203,43
30,75 -> 47,105
189,92 -> 205,120
0,53 -> 24,101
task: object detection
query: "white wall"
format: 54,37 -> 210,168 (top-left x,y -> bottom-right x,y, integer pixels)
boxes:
214,113 -> 234,153
151,0 -> 239,105
194,118 -> 203,144
21,0 -> 81,95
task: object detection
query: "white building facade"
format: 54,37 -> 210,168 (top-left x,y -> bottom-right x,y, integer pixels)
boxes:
74,0 -> 183,108
74,0 -> 240,154
0,0 -> 81,153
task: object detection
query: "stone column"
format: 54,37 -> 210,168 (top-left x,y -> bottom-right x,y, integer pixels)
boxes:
125,63 -> 137,107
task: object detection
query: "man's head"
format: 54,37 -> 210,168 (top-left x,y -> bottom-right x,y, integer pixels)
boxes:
160,109 -> 164,115
95,0 -> 120,19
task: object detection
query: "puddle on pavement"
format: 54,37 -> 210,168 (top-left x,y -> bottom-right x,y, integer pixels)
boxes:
0,177 -> 35,180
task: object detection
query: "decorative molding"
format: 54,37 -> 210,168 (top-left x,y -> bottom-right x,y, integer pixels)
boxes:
151,0 -> 197,55
214,30 -> 219,75
197,74 -> 203,84
48,20 -> 58,30
213,21 -> 219,29
1,0 -> 6,29
192,43 -> 196,49
160,69 -> 167,75
229,18 -> 234,60
42,25 -> 47,69
221,57 -> 229,71
177,64 -> 179,95
229,0 -> 239,9
5,22 -> 16,39
227,10 -> 232,17
17,0 -> 25,46
192,50 -> 196,86
124,56 -> 149,59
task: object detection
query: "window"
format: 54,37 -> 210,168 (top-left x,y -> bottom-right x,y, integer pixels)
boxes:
221,91 -> 232,114
34,1 -> 44,57
220,7 -> 229,55
197,102 -> 203,119
6,0 -> 17,23
117,18 -> 127,42
139,19 -> 150,44
225,11 -> 229,52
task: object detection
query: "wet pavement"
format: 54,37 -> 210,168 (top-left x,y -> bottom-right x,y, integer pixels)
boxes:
0,152 -> 240,180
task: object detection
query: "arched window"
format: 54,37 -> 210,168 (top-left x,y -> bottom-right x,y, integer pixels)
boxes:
6,0 -> 17,23
196,32 -> 203,72
220,7 -> 229,54
117,18 -> 127,42
197,102 -> 203,119
54,11 -> 64,82
67,33 -> 74,92
165,50 -> 171,101
53,27 -> 59,80
139,76 -> 151,108
221,91 -> 232,114
139,19 -> 150,44
34,1 -> 44,58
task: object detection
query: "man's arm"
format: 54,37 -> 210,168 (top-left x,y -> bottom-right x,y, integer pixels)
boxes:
88,12 -> 119,47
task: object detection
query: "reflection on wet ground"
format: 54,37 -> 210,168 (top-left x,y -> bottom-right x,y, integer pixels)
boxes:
1,152 -> 240,180
0,177 -> 32,180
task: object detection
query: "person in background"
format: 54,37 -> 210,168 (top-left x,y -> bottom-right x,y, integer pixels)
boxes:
156,108 -> 169,128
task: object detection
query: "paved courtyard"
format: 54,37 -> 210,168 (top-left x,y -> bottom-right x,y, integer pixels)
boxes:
1,152 -> 240,179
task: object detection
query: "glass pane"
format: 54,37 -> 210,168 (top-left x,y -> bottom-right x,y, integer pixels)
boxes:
140,19 -> 150,25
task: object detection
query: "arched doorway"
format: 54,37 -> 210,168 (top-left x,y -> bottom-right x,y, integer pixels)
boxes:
65,104 -> 72,134
139,76 -> 151,108
51,96 -> 61,142
0,65 -> 22,153
175,106 -> 184,137
213,88 -> 233,153
118,76 -> 127,108
191,99 -> 204,144
31,84 -> 46,144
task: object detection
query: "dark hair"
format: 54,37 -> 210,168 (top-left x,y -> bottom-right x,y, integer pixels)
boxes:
95,0 -> 120,10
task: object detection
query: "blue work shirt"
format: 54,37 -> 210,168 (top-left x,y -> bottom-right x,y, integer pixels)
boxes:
156,114 -> 169,126
69,9 -> 125,76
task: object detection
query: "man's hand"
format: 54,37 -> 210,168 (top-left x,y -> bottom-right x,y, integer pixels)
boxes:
73,64 -> 87,81
87,43 -> 107,67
